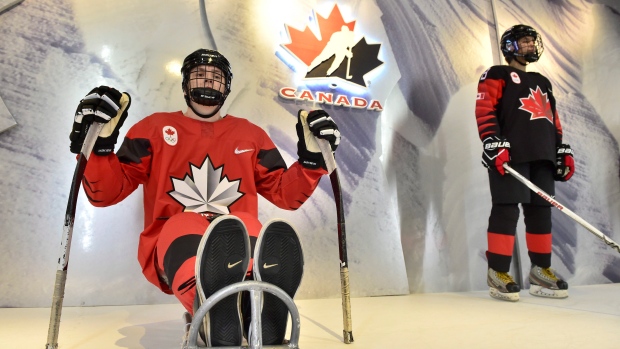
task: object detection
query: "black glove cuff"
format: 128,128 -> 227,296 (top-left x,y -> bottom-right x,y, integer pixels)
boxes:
93,146 -> 115,156
298,146 -> 326,170
93,137 -> 117,156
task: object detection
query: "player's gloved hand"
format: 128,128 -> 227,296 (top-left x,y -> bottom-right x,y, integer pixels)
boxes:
481,135 -> 510,175
554,143 -> 574,181
296,109 -> 341,170
69,86 -> 131,155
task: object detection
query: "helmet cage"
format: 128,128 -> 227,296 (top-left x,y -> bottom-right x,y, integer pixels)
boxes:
181,49 -> 233,117
500,25 -> 544,63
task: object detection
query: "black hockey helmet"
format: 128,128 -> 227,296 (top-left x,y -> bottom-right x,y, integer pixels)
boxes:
500,24 -> 544,63
181,49 -> 233,118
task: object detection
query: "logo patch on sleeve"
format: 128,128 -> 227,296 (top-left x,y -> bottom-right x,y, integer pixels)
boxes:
163,126 -> 178,146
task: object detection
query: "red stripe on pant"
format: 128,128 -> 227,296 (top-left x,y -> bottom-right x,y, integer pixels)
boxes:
525,232 -> 552,254
155,212 -> 262,313
487,232 -> 515,257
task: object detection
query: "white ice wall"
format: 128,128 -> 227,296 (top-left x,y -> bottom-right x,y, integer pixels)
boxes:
0,0 -> 618,308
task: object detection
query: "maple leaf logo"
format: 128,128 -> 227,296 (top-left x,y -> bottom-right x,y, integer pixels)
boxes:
165,128 -> 175,136
519,86 -> 554,124
281,4 -> 383,87
168,156 -> 243,214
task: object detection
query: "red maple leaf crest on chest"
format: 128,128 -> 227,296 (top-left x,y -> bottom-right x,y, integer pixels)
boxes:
519,86 -> 554,124
165,128 -> 176,136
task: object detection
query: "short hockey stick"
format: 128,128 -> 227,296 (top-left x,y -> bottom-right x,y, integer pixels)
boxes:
45,121 -> 104,349
345,54 -> 353,79
503,163 -> 620,254
317,139 -> 354,344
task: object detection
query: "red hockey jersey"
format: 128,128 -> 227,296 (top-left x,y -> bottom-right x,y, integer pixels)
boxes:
82,111 -> 325,293
475,65 -> 563,164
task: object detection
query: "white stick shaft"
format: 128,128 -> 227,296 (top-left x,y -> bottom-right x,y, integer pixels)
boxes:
46,122 -> 104,348
317,139 -> 336,174
503,163 -> 620,253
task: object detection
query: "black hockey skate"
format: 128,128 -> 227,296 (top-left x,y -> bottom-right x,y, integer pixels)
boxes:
195,215 -> 250,346
253,219 -> 304,345
487,268 -> 520,302
529,265 -> 569,299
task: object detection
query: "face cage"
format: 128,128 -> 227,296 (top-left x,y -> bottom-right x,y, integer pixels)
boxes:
507,34 -> 544,63
184,65 -> 230,106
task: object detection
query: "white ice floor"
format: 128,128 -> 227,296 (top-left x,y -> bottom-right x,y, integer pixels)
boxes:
2,283 -> 619,349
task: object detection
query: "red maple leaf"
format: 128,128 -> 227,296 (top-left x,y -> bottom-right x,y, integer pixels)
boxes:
165,128 -> 175,136
283,4 -> 356,66
519,86 -> 553,124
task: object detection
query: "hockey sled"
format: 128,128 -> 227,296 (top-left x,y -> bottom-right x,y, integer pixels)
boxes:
183,281 -> 300,349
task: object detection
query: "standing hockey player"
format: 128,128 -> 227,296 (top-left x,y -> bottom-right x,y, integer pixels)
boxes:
475,25 -> 574,302
68,49 -> 340,345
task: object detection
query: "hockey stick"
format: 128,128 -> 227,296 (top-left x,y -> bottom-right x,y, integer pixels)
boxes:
45,121 -> 104,349
503,163 -> 620,254
317,139 -> 354,344
345,54 -> 353,79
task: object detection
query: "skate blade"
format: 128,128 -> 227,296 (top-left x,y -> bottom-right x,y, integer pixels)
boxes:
529,285 -> 568,299
489,287 -> 519,302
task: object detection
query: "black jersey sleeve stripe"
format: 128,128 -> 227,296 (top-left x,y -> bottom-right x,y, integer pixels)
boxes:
117,138 -> 152,164
257,148 -> 287,173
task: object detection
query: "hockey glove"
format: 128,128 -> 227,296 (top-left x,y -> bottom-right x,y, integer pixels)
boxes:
69,86 -> 131,155
554,144 -> 574,181
296,109 -> 341,170
482,136 -> 510,175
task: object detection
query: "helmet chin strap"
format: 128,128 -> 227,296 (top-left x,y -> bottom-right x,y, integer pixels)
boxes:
184,94 -> 222,119
514,55 -> 530,66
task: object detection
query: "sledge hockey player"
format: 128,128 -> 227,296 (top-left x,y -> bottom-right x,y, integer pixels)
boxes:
69,49 -> 340,345
475,25 -> 574,302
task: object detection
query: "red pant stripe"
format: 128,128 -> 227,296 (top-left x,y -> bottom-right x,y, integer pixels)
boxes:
487,232 -> 515,256
526,232 -> 552,254
170,257 -> 197,312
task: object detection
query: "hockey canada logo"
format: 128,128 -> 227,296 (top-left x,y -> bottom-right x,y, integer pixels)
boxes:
519,86 -> 554,124
279,4 -> 384,111
168,156 -> 244,214
282,4 -> 382,87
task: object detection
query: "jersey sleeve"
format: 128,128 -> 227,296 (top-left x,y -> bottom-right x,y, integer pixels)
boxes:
545,78 -> 563,145
82,120 -> 153,207
475,67 -> 505,140
253,130 -> 326,210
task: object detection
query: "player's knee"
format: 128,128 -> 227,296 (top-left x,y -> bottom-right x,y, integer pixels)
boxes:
523,204 -> 551,233
163,235 -> 202,288
488,204 -> 519,233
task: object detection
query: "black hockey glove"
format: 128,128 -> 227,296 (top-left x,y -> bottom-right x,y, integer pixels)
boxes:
481,136 -> 510,175
296,109 -> 341,170
69,86 -> 131,155
554,144 -> 574,181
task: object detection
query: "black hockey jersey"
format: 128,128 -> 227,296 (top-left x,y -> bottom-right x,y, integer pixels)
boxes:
475,65 -> 563,164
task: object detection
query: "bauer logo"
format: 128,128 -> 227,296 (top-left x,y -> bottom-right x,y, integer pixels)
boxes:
278,4 -> 385,111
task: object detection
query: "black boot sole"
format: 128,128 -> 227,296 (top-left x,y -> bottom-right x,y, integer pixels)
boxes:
254,220 -> 304,345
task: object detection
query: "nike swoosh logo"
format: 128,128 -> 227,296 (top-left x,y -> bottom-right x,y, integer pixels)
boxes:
263,263 -> 278,269
234,148 -> 253,154
228,260 -> 243,268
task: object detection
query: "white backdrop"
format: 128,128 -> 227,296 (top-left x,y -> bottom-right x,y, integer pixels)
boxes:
0,0 -> 618,308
